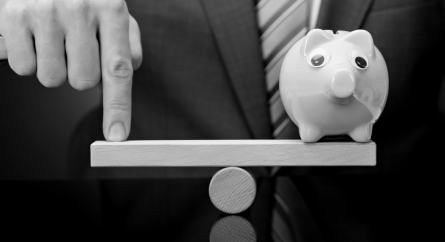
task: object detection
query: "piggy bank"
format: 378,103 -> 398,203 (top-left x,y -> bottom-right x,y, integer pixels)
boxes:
280,29 -> 388,142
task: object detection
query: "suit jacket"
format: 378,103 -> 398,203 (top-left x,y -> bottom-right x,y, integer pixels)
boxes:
70,0 -> 445,178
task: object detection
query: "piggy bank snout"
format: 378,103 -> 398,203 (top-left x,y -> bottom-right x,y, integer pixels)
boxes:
330,69 -> 356,99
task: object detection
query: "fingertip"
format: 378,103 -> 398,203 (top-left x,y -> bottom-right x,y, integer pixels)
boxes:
106,122 -> 127,142
37,75 -> 67,88
0,36 -> 7,60
10,59 -> 36,76
131,51 -> 142,70
69,77 -> 101,91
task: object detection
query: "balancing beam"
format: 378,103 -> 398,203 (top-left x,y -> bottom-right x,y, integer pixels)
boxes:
91,140 -> 375,167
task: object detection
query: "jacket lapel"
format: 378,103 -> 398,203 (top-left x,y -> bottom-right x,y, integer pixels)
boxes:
199,0 -> 271,139
317,0 -> 374,30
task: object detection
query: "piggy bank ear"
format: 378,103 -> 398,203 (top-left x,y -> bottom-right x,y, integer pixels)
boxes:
344,30 -> 375,57
302,29 -> 332,56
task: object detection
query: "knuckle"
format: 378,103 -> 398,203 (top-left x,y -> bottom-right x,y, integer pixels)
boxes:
34,0 -> 57,15
66,0 -> 88,12
107,57 -> 133,80
65,0 -> 91,18
104,99 -> 131,112
102,0 -> 127,13
3,2 -> 28,23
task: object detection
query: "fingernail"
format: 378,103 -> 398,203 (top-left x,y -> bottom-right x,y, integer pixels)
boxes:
108,122 -> 126,142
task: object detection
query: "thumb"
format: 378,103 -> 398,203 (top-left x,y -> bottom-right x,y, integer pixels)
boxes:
0,36 -> 7,60
129,15 -> 142,70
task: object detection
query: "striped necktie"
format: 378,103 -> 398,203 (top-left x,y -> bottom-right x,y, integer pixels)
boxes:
257,1 -> 324,242
257,0 -> 308,139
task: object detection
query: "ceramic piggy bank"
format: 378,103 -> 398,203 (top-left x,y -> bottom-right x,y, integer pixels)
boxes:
280,29 -> 388,142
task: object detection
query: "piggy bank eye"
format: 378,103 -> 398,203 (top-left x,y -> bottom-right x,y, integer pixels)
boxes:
307,48 -> 330,68
349,50 -> 369,70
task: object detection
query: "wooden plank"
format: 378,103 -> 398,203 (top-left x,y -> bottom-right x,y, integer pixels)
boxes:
91,140 -> 376,167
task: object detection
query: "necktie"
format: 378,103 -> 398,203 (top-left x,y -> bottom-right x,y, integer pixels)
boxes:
257,1 -> 324,241
257,0 -> 308,139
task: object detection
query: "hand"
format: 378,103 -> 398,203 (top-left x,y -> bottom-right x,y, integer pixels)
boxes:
0,0 -> 143,141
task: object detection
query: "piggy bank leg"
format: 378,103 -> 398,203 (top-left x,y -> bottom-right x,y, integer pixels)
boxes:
349,123 -> 373,142
299,124 -> 323,142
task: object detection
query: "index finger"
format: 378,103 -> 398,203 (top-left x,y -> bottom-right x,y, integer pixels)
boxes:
99,2 -> 133,142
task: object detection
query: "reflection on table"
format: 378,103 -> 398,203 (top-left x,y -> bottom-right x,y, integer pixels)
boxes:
210,215 -> 256,242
